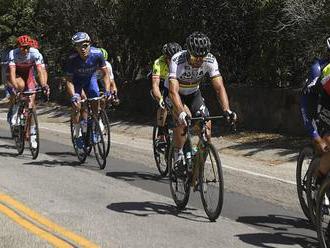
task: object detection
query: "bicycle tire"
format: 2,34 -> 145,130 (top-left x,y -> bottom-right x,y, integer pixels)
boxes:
306,157 -> 320,225
13,106 -> 25,155
92,116 -> 107,169
296,145 -> 314,220
316,177 -> 330,248
152,124 -> 170,176
199,143 -> 224,221
100,110 -> 111,157
28,109 -> 40,159
70,118 -> 87,163
168,145 -> 190,210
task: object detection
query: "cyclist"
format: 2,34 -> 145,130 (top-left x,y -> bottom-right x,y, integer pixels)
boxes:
30,38 -> 48,85
7,35 -> 50,147
151,42 -> 182,143
64,32 -> 111,148
96,47 -> 118,102
168,31 -> 237,166
300,37 -> 330,178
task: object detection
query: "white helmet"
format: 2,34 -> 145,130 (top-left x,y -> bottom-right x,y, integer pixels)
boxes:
71,32 -> 91,45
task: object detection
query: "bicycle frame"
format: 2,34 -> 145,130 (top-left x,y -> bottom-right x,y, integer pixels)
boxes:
185,115 -> 224,189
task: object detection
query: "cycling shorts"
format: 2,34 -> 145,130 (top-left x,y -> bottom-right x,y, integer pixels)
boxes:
179,90 -> 209,117
74,78 -> 100,98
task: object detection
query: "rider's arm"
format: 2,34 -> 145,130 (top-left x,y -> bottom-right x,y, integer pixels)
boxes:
169,78 -> 185,114
65,76 -> 75,97
36,65 -> 47,87
101,66 -> 111,92
33,50 -> 47,87
107,62 -> 118,93
211,76 -> 230,112
151,59 -> 162,101
8,50 -> 17,89
207,56 -> 230,111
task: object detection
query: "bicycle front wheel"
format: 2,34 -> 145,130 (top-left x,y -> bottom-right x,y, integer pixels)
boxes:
168,145 -> 190,210
306,158 -> 321,225
100,110 -> 111,157
152,124 -> 170,176
28,109 -> 40,159
316,178 -> 330,248
199,143 -> 224,221
92,117 -> 107,169
70,118 -> 87,163
296,145 -> 314,220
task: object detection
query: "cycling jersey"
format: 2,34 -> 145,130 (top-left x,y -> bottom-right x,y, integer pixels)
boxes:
152,55 -> 168,80
301,59 -> 330,138
8,47 -> 45,90
167,50 -> 221,95
64,46 -> 106,98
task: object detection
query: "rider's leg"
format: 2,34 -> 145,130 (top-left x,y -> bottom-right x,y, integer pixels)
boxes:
172,105 -> 191,163
318,135 -> 330,176
157,107 -> 167,141
190,90 -> 211,142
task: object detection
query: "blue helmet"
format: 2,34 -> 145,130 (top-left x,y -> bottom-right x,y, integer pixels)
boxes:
71,32 -> 91,45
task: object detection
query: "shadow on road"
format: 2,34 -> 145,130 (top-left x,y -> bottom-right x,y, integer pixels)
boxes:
0,135 -> 13,141
24,159 -> 81,167
106,171 -> 168,183
45,151 -> 76,157
236,214 -> 318,248
107,201 -> 209,222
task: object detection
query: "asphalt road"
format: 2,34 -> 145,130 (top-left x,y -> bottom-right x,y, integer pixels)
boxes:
0,122 -> 318,248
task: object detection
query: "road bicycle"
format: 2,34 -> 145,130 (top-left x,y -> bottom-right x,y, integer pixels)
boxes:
168,115 -> 225,221
70,96 -> 107,169
11,89 -> 43,159
316,176 -> 330,248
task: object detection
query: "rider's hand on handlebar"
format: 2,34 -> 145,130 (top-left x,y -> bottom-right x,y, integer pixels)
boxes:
314,136 -> 328,154
110,91 -> 120,106
178,111 -> 188,126
42,85 -> 50,101
71,93 -> 80,107
224,110 -> 237,123
159,97 -> 165,109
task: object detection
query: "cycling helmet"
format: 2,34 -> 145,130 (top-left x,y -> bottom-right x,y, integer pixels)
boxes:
100,48 -> 108,60
186,32 -> 211,57
17,35 -> 31,47
71,32 -> 91,45
30,39 -> 39,49
162,42 -> 182,57
327,37 -> 330,51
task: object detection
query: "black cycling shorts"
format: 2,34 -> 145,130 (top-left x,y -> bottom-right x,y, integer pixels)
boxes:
316,106 -> 330,137
179,90 -> 209,117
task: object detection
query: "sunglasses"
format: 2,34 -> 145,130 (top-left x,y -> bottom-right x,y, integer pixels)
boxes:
20,46 -> 30,50
76,43 -> 90,50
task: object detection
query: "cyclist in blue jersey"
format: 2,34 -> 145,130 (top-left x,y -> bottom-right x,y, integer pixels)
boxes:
64,32 -> 111,141
301,37 -> 330,155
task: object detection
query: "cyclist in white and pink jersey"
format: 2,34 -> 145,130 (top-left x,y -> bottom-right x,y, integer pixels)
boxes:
7,35 -> 49,108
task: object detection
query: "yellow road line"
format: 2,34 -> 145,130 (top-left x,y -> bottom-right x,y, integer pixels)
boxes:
0,203 -> 73,248
0,193 -> 99,248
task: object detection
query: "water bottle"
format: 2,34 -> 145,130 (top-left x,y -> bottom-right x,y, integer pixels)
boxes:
20,113 -> 25,126
11,104 -> 19,126
186,151 -> 192,172
80,119 -> 88,133
192,145 -> 198,156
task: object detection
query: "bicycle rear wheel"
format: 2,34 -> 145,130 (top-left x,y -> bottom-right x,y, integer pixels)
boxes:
13,125 -> 24,155
70,118 -> 87,163
168,145 -> 190,210
28,109 -> 39,159
199,143 -> 224,221
316,178 -> 330,248
152,124 -> 170,176
296,145 -> 314,220
92,116 -> 107,169
100,110 -> 111,157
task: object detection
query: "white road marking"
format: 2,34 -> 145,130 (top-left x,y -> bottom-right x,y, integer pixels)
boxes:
0,117 -> 297,186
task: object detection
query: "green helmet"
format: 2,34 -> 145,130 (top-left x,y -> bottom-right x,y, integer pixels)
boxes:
100,48 -> 108,60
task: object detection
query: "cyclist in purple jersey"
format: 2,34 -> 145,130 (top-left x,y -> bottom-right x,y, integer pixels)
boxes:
64,32 -> 111,139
